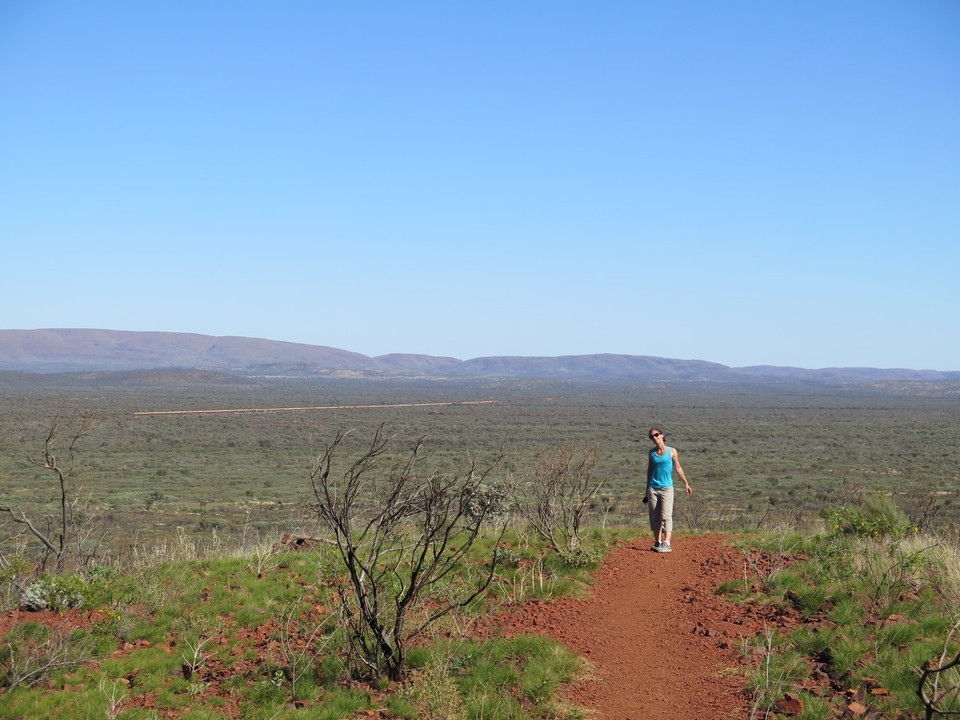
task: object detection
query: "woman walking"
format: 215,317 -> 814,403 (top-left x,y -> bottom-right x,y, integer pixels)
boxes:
645,427 -> 692,553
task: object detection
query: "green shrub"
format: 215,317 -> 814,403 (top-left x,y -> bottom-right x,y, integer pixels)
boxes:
829,633 -> 870,676
823,494 -> 913,541
493,547 -> 523,569
810,537 -> 855,582
19,574 -> 89,611
556,544 -> 602,569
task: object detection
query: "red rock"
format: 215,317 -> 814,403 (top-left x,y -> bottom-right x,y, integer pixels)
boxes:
845,701 -> 868,716
774,692 -> 804,715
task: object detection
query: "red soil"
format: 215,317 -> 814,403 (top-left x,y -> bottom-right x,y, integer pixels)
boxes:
481,534 -> 791,719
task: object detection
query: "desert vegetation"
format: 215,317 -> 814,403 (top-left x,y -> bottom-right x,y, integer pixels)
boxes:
727,493 -> 960,719
2,376 -> 958,548
1,374 -> 958,717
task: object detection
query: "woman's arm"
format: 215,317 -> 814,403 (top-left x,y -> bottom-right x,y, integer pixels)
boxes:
644,451 -> 653,498
671,448 -> 692,495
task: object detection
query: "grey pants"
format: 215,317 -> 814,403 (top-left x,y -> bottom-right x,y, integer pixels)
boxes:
647,486 -> 675,537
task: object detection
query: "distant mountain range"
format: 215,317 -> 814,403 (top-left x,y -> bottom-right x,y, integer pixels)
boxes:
1,329 -> 957,383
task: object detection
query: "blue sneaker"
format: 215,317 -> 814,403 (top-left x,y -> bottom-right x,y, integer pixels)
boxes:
651,541 -> 662,551
659,542 -> 672,553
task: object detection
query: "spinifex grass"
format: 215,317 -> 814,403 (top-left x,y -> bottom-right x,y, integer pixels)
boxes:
732,516 -> 960,719
427,635 -> 584,720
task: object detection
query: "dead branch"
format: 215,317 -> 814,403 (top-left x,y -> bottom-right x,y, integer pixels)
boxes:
9,407 -> 101,573
918,618 -> 960,719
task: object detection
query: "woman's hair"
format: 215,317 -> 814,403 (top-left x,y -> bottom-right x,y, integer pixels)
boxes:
648,427 -> 664,438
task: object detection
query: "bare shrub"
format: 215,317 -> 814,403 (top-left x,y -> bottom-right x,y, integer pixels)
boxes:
512,444 -> 602,556
918,618 -> 960,718
0,617 -> 97,689
309,425 -> 506,681
1,408 -> 102,574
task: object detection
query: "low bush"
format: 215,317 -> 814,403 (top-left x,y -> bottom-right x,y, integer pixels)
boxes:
822,493 -> 913,541
19,574 -> 89,612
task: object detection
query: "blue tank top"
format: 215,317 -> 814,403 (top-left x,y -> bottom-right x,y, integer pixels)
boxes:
649,446 -> 674,489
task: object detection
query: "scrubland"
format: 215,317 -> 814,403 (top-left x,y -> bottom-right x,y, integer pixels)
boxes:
2,376 -> 958,549
1,375 -> 958,718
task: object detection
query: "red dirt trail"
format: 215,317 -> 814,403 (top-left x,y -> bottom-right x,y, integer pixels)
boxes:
486,534 -> 771,719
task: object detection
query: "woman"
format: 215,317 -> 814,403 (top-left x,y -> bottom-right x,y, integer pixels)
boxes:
645,427 -> 692,553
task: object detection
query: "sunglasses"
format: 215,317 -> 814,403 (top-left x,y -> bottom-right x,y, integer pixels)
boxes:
649,432 -> 662,439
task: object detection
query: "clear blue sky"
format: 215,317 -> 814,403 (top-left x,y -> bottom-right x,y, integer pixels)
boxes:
2,1 -> 958,370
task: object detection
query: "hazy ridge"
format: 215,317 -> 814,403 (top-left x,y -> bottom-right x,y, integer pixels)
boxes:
1,328 -> 957,383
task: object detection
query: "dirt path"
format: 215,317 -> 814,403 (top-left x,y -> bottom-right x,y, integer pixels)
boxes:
490,534 -> 768,719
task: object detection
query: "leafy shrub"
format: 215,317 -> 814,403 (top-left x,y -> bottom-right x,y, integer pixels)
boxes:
556,544 -> 602,568
0,553 -> 31,585
823,493 -> 913,540
810,537 -> 855,583
85,565 -> 119,582
493,547 -> 523,569
0,553 -> 31,609
19,574 -> 89,611
466,482 -> 510,520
